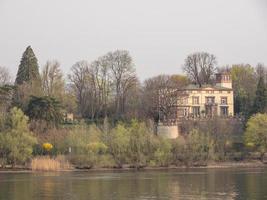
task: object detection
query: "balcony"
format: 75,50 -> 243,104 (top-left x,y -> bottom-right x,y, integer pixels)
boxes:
205,102 -> 217,106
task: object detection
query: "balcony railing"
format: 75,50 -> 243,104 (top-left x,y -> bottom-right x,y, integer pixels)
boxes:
205,102 -> 217,106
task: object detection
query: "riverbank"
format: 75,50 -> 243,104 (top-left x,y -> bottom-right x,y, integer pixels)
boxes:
0,160 -> 266,172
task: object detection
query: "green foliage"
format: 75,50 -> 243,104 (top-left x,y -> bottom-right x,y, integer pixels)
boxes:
244,113 -> 267,157
171,137 -> 187,165
65,124 -> 96,154
26,96 -> 63,128
13,46 -> 43,111
108,123 -> 130,167
153,138 -> 172,166
252,76 -> 267,114
15,46 -> 41,85
231,64 -> 257,118
64,123 -> 109,167
87,142 -> 108,154
184,129 -> 213,165
0,85 -> 14,113
0,107 -> 37,167
127,120 -> 152,168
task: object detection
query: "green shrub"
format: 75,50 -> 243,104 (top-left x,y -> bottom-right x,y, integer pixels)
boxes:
0,107 -> 37,167
244,113 -> 267,160
153,138 -> 172,167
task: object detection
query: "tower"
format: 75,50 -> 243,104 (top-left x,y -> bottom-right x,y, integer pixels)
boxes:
215,72 -> 232,89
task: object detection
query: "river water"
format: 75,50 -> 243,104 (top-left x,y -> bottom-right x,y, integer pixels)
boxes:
0,168 -> 267,200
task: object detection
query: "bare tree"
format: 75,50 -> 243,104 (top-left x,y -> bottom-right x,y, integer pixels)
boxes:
0,66 -> 11,85
0,67 -> 13,113
68,61 -> 90,117
142,75 -> 188,122
90,56 -> 112,118
41,60 -> 64,98
183,52 -> 217,87
105,50 -> 138,119
68,51 -> 138,120
255,63 -> 267,83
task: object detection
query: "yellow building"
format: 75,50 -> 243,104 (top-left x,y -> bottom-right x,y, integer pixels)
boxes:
176,72 -> 234,118
157,72 -> 234,138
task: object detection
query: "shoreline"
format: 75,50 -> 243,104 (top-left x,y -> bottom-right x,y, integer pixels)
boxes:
0,161 -> 266,173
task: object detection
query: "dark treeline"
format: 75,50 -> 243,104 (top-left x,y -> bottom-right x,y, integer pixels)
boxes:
0,46 -> 267,169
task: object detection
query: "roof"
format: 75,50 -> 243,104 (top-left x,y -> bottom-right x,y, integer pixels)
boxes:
182,84 -> 232,91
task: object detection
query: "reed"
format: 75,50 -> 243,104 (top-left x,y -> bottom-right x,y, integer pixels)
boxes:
31,156 -> 72,171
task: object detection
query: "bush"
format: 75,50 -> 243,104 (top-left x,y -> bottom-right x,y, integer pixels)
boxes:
153,138 -> 172,167
244,113 -> 267,160
107,123 -> 130,167
185,129 -> 213,165
128,120 -> 152,168
171,137 -> 187,166
0,107 -> 37,167
43,143 -> 53,152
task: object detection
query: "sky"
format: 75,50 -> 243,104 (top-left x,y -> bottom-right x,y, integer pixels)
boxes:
0,0 -> 267,81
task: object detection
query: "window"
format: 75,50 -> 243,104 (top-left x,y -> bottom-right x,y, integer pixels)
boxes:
184,108 -> 188,116
206,97 -> 215,104
192,106 -> 200,117
178,108 -> 188,116
221,97 -> 227,105
177,109 -> 184,117
220,107 -> 228,116
192,96 -> 199,105
178,97 -> 188,105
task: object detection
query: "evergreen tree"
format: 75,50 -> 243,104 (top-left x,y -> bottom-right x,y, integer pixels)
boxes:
13,46 -> 42,110
15,46 -> 41,85
26,96 -> 63,128
252,75 -> 267,114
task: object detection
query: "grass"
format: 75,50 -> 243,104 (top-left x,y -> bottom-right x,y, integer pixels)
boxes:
31,156 -> 72,171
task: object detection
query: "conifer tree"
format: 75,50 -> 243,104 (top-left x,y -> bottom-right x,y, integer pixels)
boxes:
15,46 -> 41,85
13,46 -> 42,111
252,75 -> 267,114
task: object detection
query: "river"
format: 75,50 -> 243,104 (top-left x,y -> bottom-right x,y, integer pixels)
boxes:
0,168 -> 267,200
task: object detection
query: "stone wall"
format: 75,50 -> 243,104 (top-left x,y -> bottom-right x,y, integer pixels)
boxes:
157,125 -> 179,139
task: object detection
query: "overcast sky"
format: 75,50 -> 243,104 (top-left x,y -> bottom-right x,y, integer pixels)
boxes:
0,0 -> 267,81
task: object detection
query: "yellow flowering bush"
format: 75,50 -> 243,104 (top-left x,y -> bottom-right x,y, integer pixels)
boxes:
86,142 -> 108,154
43,143 -> 53,152
246,142 -> 255,148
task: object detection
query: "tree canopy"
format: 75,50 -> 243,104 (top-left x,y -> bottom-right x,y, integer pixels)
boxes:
252,75 -> 267,114
13,46 -> 42,111
15,46 -> 41,85
26,96 -> 63,128
183,52 -> 217,87
0,107 -> 37,167
244,113 -> 267,158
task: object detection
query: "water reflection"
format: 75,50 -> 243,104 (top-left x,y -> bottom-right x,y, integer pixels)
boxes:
0,168 -> 267,200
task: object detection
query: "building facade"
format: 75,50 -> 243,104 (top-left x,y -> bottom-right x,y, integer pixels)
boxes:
159,72 -> 234,123
176,72 -> 234,118
157,72 -> 234,138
